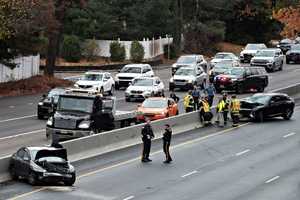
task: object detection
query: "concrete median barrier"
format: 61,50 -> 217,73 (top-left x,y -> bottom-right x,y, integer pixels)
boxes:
1,82 -> 300,183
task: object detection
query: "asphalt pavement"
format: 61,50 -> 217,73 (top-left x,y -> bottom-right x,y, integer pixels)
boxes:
2,106 -> 300,200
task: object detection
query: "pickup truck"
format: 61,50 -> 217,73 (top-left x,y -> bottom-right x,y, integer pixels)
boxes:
46,91 -> 137,140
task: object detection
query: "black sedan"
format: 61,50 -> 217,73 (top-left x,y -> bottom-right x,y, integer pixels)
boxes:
37,88 -> 65,119
286,44 -> 300,64
9,147 -> 76,186
240,93 -> 294,122
277,38 -> 294,54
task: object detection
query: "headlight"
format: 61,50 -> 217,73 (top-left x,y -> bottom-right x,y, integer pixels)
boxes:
31,162 -> 46,173
47,117 -> 53,126
231,78 -> 237,82
188,79 -> 193,83
286,51 -> 291,55
115,76 -> 119,81
38,102 -> 43,106
170,78 -> 174,83
268,60 -> 274,64
172,64 -> 177,68
161,111 -> 166,115
78,120 -> 91,129
144,90 -> 152,94
74,83 -> 79,88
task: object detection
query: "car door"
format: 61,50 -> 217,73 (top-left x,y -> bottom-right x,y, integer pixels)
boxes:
103,73 -> 111,92
266,96 -> 282,117
21,149 -> 31,177
245,68 -> 258,91
14,148 -> 25,176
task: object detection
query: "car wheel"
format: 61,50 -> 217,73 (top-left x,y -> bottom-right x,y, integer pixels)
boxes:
9,165 -> 18,180
64,173 -> 76,186
255,111 -> 264,123
236,84 -> 244,94
109,85 -> 115,96
37,114 -> 44,120
258,86 -> 264,93
115,84 -> 120,90
283,108 -> 293,120
28,172 -> 37,186
278,62 -> 283,71
286,59 -> 290,64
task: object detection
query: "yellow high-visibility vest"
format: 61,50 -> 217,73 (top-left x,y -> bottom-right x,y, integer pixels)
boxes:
231,99 -> 240,113
203,101 -> 210,112
217,100 -> 225,112
184,95 -> 194,108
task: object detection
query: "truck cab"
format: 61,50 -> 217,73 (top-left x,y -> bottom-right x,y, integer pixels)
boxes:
46,92 -> 137,140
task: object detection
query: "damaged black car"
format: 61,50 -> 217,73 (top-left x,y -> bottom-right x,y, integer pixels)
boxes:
9,147 -> 76,186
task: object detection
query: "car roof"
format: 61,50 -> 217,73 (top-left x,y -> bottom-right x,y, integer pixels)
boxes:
145,97 -> 168,101
216,52 -> 233,55
253,93 -> 288,97
259,48 -> 280,51
133,76 -> 159,80
85,71 -> 107,75
26,146 -> 60,151
124,64 -> 150,68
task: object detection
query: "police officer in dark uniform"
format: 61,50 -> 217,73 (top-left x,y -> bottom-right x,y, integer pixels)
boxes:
169,90 -> 179,103
141,119 -> 155,162
163,124 -> 173,163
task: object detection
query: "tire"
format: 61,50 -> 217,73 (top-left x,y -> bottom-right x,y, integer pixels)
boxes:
115,84 -> 120,90
9,165 -> 18,180
64,173 -> 76,186
283,108 -> 293,120
37,114 -> 44,120
28,172 -> 37,186
286,59 -> 290,64
255,111 -> 264,123
279,62 -> 283,71
109,85 -> 115,96
258,86 -> 264,93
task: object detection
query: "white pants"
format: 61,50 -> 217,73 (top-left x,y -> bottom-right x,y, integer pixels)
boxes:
216,112 -> 224,126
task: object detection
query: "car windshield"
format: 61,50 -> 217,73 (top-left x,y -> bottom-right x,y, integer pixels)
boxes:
215,54 -> 232,59
255,51 -> 275,57
175,68 -> 195,76
120,66 -> 141,73
280,39 -> 292,44
213,66 -> 230,73
142,99 -> 167,108
82,74 -> 103,81
47,89 -> 64,103
177,56 -> 196,64
133,79 -> 153,86
291,45 -> 300,50
245,44 -> 262,50
224,68 -> 244,76
58,96 -> 94,113
245,95 -> 271,105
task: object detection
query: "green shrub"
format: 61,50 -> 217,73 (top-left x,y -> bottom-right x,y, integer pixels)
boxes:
163,43 -> 177,59
61,35 -> 82,62
130,41 -> 145,62
110,41 -> 126,62
82,39 -> 100,61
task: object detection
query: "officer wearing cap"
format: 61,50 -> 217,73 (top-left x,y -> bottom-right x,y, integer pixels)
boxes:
163,124 -> 173,163
141,119 -> 155,162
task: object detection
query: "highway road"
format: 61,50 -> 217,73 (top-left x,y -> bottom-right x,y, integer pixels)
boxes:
0,63 -> 299,157
1,106 -> 299,200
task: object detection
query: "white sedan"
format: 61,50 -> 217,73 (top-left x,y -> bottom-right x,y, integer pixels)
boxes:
74,71 -> 115,95
125,77 -> 165,102
211,52 -> 239,66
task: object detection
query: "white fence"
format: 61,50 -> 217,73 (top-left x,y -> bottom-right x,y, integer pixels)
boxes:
96,36 -> 173,60
0,55 -> 40,83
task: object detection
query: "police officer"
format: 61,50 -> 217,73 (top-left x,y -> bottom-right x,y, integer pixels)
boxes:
141,119 -> 155,162
222,93 -> 230,125
202,96 -> 212,126
184,90 -> 194,113
205,82 -> 216,106
163,124 -> 173,163
230,95 -> 240,127
192,86 -> 201,110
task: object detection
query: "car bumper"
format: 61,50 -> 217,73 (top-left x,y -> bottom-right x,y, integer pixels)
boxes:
46,127 -> 92,140
36,172 -> 74,183
137,114 -> 166,122
125,93 -> 152,100
116,80 -> 132,88
286,54 -> 300,62
169,82 -> 193,90
250,62 -> 273,68
37,106 -> 53,117
214,81 -> 237,91
240,55 -> 254,63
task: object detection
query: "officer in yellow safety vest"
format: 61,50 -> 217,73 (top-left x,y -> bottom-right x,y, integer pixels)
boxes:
216,97 -> 225,127
202,96 -> 212,125
184,90 -> 194,113
230,95 -> 240,127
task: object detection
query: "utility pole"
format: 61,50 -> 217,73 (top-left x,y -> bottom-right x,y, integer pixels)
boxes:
173,0 -> 183,54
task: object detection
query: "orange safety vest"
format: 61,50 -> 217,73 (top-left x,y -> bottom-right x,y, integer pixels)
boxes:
231,99 -> 240,113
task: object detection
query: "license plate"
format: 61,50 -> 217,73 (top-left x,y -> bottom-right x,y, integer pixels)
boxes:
219,85 -> 225,88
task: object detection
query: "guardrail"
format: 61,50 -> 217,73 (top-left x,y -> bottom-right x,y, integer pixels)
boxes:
1,82 -> 300,183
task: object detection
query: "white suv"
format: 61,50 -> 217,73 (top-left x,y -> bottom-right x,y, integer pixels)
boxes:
125,76 -> 164,102
115,64 -> 154,89
74,71 -> 115,95
250,48 -> 284,72
172,55 -> 208,75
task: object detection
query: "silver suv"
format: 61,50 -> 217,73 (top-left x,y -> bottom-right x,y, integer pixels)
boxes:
250,48 -> 284,72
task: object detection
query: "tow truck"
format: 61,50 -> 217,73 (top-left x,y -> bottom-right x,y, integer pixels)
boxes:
46,89 -> 137,140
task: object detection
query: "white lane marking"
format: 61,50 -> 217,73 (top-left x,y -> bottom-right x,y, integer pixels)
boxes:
181,170 -> 198,178
123,196 -> 135,200
0,115 -> 36,123
265,176 -> 280,184
9,106 -> 15,108
0,129 -> 44,141
283,132 -> 296,138
235,149 -> 251,156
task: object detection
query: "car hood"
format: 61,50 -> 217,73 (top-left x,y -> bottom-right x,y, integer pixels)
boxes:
216,74 -> 238,79
76,80 -> 102,86
173,75 -> 195,80
138,107 -> 166,114
117,73 -> 141,77
252,56 -> 273,61
35,149 -> 67,160
54,111 -> 90,120
289,50 -> 300,53
127,85 -> 154,91
241,50 -> 258,55
173,63 -> 194,68
240,99 -> 264,109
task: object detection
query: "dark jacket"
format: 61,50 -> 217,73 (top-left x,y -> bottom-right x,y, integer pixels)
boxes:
170,93 -> 179,102
141,124 -> 154,141
163,127 -> 172,142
